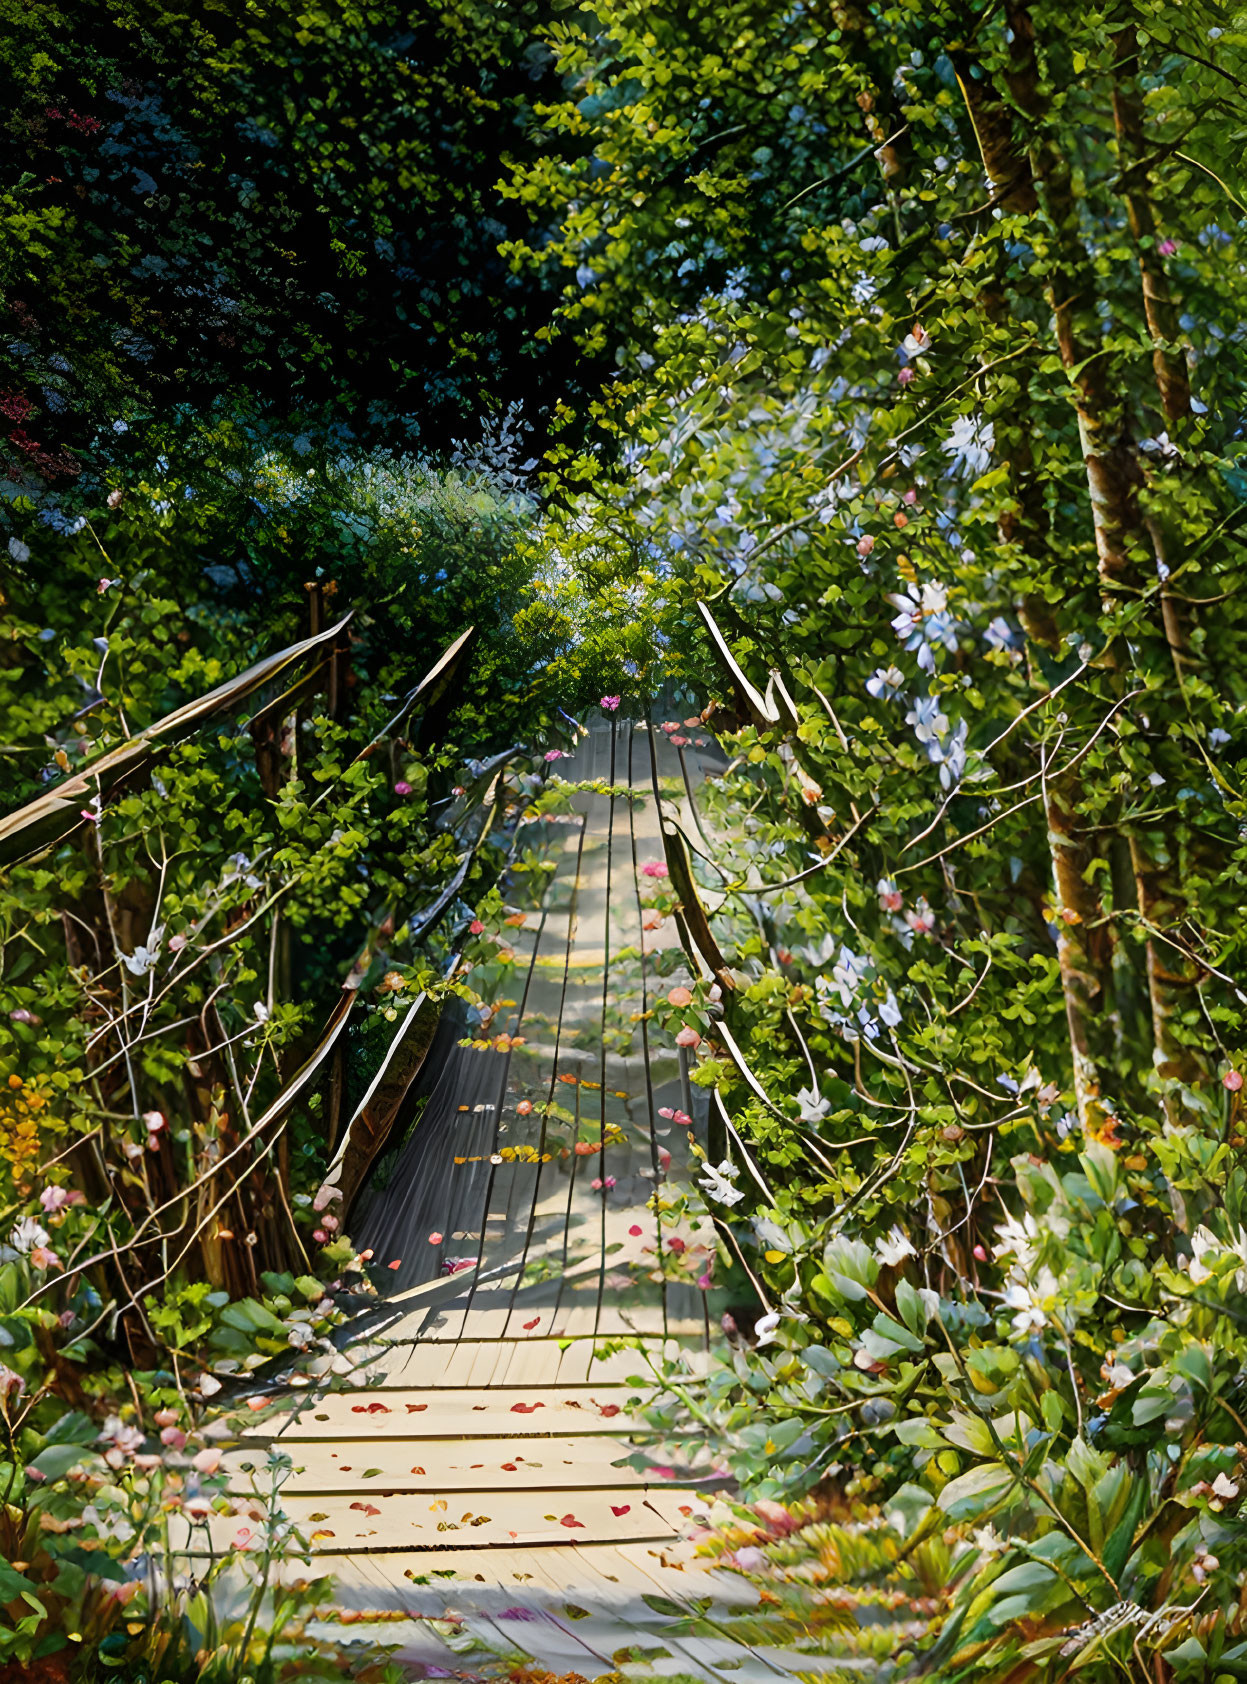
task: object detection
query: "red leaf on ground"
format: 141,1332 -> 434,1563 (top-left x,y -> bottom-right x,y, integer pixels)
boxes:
405,1404 -> 427,1413
523,1317 -> 540,1330
501,1463 -> 517,1471
597,1404 -> 621,1417
560,1514 -> 584,1528
510,1402 -> 545,1414
611,1505 -> 631,1516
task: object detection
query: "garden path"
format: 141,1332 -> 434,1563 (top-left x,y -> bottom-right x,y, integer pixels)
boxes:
230,715 -> 835,1680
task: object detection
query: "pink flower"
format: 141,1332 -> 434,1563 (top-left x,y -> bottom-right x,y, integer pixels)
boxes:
321,1213 -> 339,1232
629,1224 -> 643,1237
591,1177 -> 603,1191
97,576 -> 119,594
154,1408 -> 179,1427
469,919 -> 485,935
29,1245 -> 60,1271
393,780 -> 412,796
193,1447 -> 222,1476
658,1146 -> 671,1171
106,489 -> 124,510
1157,237 -> 1177,256
160,1426 -> 187,1450
903,489 -> 917,506
106,1580 -> 141,1604
906,903 -> 936,937
696,1272 -> 713,1290
1225,1070 -> 1243,1092
39,1186 -> 84,1215
428,1231 -> 443,1245
600,696 -> 620,711
856,535 -> 875,557
972,1244 -> 988,1262
232,1525 -> 260,1551
667,985 -> 693,1007
604,1175 -> 616,1188
142,1110 -> 166,1132
641,860 -> 668,878
544,749 -> 565,762
675,1027 -> 701,1049
80,808 -> 100,824
670,734 -> 689,747
897,366 -> 915,386
312,1228 -> 327,1244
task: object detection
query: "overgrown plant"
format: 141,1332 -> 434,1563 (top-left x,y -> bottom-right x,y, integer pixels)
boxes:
512,2 -> 1247,1676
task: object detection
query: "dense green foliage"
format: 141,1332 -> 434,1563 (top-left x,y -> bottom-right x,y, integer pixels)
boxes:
509,1 -> 1247,1678
0,0 -> 601,480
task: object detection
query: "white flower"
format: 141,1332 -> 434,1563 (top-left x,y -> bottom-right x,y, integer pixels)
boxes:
252,1001 -> 270,1023
1212,1472 -> 1239,1500
1003,1281 -> 1047,1334
875,1226 -> 916,1267
930,718 -> 969,789
8,537 -> 30,563
902,326 -> 930,357
121,944 -> 160,977
984,616 -> 1019,653
865,665 -> 905,700
1185,1226 -> 1220,1286
98,1414 -> 145,1457
698,1160 -> 744,1207
9,1218 -> 49,1256
879,990 -> 902,1029
754,1311 -> 782,1346
1003,1265 -> 1061,1336
972,1524 -> 1007,1555
994,1211 -> 1041,1270
830,945 -> 869,1007
941,414 -> 995,480
797,1086 -> 831,1125
906,695 -> 949,745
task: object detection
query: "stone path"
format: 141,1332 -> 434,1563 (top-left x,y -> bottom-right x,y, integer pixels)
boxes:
228,715 -> 829,1680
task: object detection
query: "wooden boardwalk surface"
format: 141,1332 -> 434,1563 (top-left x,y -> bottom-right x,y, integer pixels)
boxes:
228,717 -> 830,1679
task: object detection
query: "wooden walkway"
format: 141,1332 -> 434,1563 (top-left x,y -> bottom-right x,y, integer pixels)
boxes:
226,716 -> 826,1679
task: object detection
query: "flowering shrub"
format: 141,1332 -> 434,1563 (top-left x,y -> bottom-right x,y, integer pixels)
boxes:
509,0 -> 1247,1674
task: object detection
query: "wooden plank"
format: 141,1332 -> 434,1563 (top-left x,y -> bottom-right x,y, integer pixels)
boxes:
232,1436 -> 667,1494
265,1487 -> 684,1550
248,1387 -> 660,1440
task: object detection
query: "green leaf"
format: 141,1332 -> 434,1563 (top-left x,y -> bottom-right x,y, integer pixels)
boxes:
936,1461 -> 1015,1518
